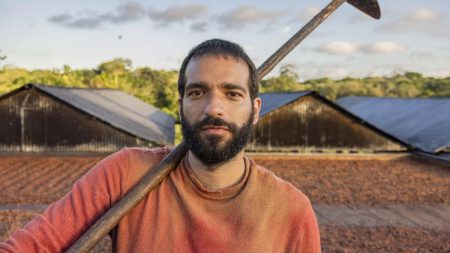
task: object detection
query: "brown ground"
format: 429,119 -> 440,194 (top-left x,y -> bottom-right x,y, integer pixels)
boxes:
0,155 -> 102,204
252,155 -> 450,206
0,153 -> 449,252
320,226 -> 450,253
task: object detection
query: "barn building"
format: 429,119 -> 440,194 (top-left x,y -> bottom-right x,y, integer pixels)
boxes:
0,84 -> 175,153
337,96 -> 450,162
247,91 -> 406,152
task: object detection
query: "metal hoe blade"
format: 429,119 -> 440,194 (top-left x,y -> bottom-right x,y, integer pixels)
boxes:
347,0 -> 381,19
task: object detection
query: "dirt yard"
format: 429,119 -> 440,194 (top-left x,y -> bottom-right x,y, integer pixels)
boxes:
0,153 -> 449,252
252,154 -> 450,206
0,155 -> 102,204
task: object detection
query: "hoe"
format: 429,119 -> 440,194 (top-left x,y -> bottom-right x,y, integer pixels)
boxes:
68,0 -> 381,251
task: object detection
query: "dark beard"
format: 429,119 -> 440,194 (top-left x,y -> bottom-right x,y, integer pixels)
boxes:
181,109 -> 254,166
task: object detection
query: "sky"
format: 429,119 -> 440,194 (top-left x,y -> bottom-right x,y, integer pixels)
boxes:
1,0 -> 449,80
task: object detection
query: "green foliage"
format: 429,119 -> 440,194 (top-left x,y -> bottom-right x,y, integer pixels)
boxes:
0,59 -> 179,118
0,62 -> 449,119
261,69 -> 450,100
174,124 -> 183,145
260,64 -> 300,92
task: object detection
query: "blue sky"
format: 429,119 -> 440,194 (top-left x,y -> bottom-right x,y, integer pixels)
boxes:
1,0 -> 449,80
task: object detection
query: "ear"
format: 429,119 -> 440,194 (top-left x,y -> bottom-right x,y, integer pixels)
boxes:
252,97 -> 261,125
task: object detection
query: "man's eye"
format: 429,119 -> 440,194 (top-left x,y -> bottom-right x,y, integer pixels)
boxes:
188,91 -> 204,97
227,92 -> 242,98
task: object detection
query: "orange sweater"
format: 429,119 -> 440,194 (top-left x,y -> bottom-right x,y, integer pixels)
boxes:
0,147 -> 321,252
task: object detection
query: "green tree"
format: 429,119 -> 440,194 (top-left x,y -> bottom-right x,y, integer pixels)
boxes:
98,58 -> 132,74
396,82 -> 420,97
260,64 -> 299,92
424,78 -> 450,96
0,62 -> 448,115
96,58 -> 132,89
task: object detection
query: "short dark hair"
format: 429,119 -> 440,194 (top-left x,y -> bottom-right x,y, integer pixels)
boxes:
177,39 -> 259,100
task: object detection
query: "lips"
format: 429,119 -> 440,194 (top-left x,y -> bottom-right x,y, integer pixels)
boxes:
202,125 -> 228,130
201,125 -> 229,134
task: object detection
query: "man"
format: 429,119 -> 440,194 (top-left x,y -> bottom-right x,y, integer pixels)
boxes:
0,39 -> 321,252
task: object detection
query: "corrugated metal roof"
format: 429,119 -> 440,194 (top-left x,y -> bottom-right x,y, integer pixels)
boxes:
259,91 -> 312,117
337,96 -> 450,153
413,151 -> 450,164
30,84 -> 174,145
258,91 -> 407,147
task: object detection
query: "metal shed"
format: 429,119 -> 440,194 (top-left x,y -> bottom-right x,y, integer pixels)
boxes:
247,91 -> 406,152
337,96 -> 450,159
0,84 -> 175,153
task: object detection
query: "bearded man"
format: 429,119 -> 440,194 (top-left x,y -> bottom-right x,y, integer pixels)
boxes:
0,39 -> 321,253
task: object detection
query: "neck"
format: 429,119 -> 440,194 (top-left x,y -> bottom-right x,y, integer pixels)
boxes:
187,150 -> 246,190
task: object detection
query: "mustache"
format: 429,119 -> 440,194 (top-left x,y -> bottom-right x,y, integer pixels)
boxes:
194,116 -> 238,133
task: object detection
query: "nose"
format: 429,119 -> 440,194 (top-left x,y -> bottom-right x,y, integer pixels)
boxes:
203,92 -> 224,117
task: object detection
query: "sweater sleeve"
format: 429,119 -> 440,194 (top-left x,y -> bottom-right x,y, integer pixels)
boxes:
295,201 -> 321,253
0,149 -> 130,253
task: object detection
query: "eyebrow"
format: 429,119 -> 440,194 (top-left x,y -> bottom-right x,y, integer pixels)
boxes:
221,83 -> 247,94
185,82 -> 247,93
185,82 -> 208,91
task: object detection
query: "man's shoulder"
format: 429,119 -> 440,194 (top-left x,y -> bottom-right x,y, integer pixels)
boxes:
99,146 -> 169,167
118,146 -> 171,170
248,157 -> 311,209
96,146 -> 172,193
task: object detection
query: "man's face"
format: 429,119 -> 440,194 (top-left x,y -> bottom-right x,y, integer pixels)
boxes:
180,55 -> 261,165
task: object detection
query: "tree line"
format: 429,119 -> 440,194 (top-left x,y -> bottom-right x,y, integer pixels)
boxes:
1,58 -> 449,118
261,64 -> 450,100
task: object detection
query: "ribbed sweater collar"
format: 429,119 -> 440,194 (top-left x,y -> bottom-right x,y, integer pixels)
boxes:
182,155 -> 251,200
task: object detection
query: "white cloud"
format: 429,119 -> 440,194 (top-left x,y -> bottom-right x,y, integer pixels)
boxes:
317,41 -> 407,55
48,2 -> 207,29
104,2 -> 147,24
410,8 -> 440,22
48,2 -> 147,29
317,41 -> 360,55
48,12 -> 103,29
217,6 -> 284,30
295,61 -> 352,80
376,8 -> 449,38
148,4 -> 208,26
272,58 -> 449,80
363,42 -> 407,54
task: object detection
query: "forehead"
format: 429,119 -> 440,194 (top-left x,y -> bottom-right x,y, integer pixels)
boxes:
185,55 -> 250,89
